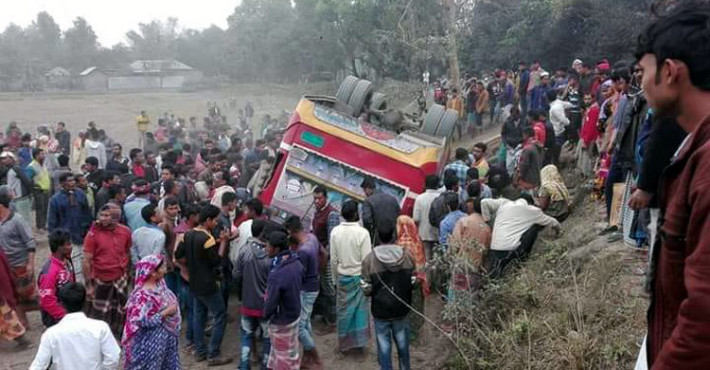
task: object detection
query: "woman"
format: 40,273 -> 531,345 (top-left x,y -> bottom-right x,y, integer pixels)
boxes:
395,216 -> 428,341
123,255 -> 181,370
537,165 -> 570,221
0,248 -> 29,347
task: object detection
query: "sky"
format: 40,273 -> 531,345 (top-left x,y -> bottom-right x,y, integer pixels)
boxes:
0,0 -> 241,47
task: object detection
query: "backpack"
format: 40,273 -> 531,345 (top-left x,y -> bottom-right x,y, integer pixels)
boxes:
428,192 -> 449,228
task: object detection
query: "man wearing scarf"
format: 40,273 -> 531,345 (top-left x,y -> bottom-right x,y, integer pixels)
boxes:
123,179 -> 152,232
83,204 -> 132,338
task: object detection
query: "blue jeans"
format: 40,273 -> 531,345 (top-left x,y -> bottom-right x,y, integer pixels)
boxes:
193,291 -> 227,358
239,316 -> 270,370
179,277 -> 194,345
375,318 -> 411,370
299,291 -> 318,351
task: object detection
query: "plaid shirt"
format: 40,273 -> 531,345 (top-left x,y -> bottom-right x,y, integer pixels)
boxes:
445,160 -> 469,187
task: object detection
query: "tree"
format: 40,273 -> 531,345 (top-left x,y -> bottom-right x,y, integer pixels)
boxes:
63,17 -> 99,72
126,18 -> 180,59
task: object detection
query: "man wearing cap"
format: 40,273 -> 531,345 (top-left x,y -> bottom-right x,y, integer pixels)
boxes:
361,177 -> 401,246
530,72 -> 554,113
48,172 -> 92,283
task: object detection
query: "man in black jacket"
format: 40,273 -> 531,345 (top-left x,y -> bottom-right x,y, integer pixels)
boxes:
361,226 -> 415,370
361,177 -> 401,246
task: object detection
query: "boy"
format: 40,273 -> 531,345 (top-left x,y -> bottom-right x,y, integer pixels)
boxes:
264,231 -> 303,370
38,229 -> 76,327
362,227 -> 416,370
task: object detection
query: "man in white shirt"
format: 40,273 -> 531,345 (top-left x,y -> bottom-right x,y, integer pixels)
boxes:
412,175 -> 441,260
481,194 -> 560,278
548,89 -> 574,165
329,200 -> 372,356
30,283 -> 120,370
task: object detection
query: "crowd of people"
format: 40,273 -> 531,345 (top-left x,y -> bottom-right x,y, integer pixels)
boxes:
1,3 -> 710,369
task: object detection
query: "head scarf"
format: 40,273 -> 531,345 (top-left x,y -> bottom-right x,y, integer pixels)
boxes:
540,165 -> 569,203
396,215 -> 429,295
122,255 -> 180,361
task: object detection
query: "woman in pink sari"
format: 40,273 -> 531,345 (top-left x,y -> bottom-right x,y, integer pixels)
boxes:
122,254 -> 181,369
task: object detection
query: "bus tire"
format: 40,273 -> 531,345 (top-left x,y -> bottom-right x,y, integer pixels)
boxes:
348,80 -> 373,117
436,109 -> 459,138
335,76 -> 359,103
421,104 -> 445,136
369,92 -> 388,111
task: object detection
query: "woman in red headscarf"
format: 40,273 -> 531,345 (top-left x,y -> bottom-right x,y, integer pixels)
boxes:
395,215 -> 428,341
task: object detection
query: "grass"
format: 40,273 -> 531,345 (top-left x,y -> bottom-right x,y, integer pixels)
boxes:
441,201 -> 647,369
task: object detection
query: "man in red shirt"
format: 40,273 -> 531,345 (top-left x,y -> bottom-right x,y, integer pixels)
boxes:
82,204 -> 132,337
38,229 -> 75,327
637,3 -> 710,369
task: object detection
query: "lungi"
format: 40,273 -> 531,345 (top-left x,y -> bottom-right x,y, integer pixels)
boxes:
336,275 -> 370,352
86,274 -> 128,337
268,320 -> 300,370
10,266 -> 38,311
0,297 -> 25,340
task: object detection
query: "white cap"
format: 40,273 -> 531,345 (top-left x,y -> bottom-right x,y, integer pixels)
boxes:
540,71 -> 550,78
572,59 -> 583,66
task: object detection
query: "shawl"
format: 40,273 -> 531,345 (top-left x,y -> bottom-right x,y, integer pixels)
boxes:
540,165 -> 569,203
395,215 -> 429,295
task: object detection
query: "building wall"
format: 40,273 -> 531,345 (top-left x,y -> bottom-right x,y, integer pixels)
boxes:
108,76 -> 162,90
81,74 -> 108,90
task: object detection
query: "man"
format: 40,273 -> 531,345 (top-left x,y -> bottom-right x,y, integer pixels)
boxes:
474,81 -> 489,131
76,174 -> 95,218
549,90 -> 574,165
82,204 -> 132,337
471,142 -> 490,179
498,71 -> 516,121
0,191 -> 37,326
264,231 -> 304,370
210,170 -> 235,208
428,175 -> 460,231
517,127 -> 544,192
213,191 -> 238,309
563,73 -> 583,143
412,175 -> 441,261
106,143 -> 129,174
285,216 -> 323,369
518,62 -> 531,118
137,111 -> 150,149
444,148 -> 470,188
29,283 -> 120,370
438,193 -> 466,249
330,200 -> 372,357
130,203 -> 166,264
501,106 -> 524,173
48,172 -> 92,283
2,151 -> 33,223
51,154 -> 72,195
311,186 -> 339,331
234,219 -> 271,370
530,72 -> 554,112
18,134 -> 32,169
25,148 -> 51,231
361,177 -> 401,245
84,156 -> 104,193
94,171 -> 120,213
129,148 -> 146,179
84,131 -> 107,170
635,4 -> 710,368
361,226 -> 415,370
54,121 -> 71,156
123,179 -> 152,232
144,151 -> 159,183
38,229 -> 75,327
446,88 -> 465,137
578,62 -> 595,96
481,194 -> 560,278
158,197 -> 180,294
175,204 -> 232,366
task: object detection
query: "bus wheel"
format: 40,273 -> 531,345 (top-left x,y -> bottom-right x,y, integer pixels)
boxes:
369,92 -> 388,111
335,76 -> 360,103
421,104 -> 445,136
348,80 -> 373,117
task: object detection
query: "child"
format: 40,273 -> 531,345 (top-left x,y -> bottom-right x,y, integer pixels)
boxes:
264,231 -> 303,370
37,229 -> 76,327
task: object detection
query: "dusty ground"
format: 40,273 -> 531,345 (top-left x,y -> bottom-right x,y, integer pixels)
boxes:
0,83 -> 462,370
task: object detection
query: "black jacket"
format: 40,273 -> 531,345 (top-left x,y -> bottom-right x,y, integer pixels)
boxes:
361,245 -> 415,320
638,116 -> 687,207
